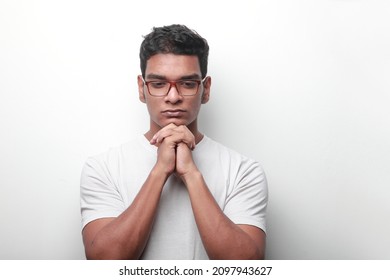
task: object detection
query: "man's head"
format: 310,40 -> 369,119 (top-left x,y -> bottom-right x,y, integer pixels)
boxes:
139,24 -> 209,79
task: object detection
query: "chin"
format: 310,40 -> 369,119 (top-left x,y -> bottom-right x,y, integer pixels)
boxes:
162,119 -> 188,127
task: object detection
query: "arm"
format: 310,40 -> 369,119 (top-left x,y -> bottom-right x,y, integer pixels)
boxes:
82,126 -> 185,259
177,143 -> 266,259
82,166 -> 168,259
150,124 -> 266,259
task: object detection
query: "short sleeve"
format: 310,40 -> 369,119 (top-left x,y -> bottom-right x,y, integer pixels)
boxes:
80,156 -> 124,229
224,161 -> 268,233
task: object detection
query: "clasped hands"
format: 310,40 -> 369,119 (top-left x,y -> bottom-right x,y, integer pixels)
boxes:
150,123 -> 199,178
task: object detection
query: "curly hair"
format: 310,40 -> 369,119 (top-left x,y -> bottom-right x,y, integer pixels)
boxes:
139,24 -> 209,78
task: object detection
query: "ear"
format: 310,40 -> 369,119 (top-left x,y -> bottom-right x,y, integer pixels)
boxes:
201,76 -> 211,104
137,75 -> 146,103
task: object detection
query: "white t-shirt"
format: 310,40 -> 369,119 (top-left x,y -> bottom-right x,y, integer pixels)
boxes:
80,134 -> 268,259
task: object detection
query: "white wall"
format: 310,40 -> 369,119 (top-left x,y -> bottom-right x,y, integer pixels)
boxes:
1,0 -> 389,259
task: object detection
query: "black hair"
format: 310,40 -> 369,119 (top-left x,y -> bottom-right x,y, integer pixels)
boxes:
139,24 -> 209,78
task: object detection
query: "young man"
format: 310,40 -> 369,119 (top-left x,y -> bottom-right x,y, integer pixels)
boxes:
80,24 -> 268,260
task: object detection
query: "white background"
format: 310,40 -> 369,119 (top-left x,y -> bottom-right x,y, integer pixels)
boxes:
1,0 -> 389,259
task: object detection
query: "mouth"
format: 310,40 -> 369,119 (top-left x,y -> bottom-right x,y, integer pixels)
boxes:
161,109 -> 186,118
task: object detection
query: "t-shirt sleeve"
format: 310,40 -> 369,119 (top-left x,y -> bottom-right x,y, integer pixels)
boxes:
223,160 -> 268,233
80,156 -> 124,229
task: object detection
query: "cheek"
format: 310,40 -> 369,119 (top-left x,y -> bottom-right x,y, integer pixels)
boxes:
188,99 -> 202,118
146,101 -> 159,118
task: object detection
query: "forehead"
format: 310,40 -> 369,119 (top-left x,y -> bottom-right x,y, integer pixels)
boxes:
145,53 -> 201,79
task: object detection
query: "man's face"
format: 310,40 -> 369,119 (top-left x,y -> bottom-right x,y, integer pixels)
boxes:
138,53 -> 210,133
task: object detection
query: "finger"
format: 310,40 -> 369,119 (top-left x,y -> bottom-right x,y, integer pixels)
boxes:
154,130 -> 195,151
151,128 -> 176,145
169,126 -> 196,150
151,124 -> 195,150
151,124 -> 192,145
150,123 -> 177,144
174,126 -> 196,150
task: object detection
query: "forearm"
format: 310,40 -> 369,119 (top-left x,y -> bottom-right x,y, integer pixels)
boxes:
182,171 -> 263,260
85,167 -> 168,259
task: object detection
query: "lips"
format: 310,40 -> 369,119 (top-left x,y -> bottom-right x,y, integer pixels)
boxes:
162,109 -> 186,117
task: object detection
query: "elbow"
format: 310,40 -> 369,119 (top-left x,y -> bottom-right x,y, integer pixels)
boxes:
248,242 -> 266,260
85,246 -> 107,260
251,248 -> 265,260
208,246 -> 265,260
84,245 -> 114,260
84,239 -> 127,260
239,241 -> 266,260
239,247 -> 265,260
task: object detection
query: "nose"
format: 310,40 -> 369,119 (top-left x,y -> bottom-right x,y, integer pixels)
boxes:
165,84 -> 182,103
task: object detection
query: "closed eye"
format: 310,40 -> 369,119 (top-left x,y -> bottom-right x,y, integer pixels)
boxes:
178,80 -> 198,89
149,81 -> 168,88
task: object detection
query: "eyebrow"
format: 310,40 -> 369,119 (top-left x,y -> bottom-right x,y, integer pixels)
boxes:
146,73 -> 202,80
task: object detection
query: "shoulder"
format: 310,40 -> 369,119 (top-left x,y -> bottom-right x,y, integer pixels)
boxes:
200,135 -> 266,178
201,135 -> 263,165
82,135 -> 148,173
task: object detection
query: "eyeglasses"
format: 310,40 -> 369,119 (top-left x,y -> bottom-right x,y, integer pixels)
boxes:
143,78 -> 206,96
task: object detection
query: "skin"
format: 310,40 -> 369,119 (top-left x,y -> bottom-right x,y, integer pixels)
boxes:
82,53 -> 266,259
